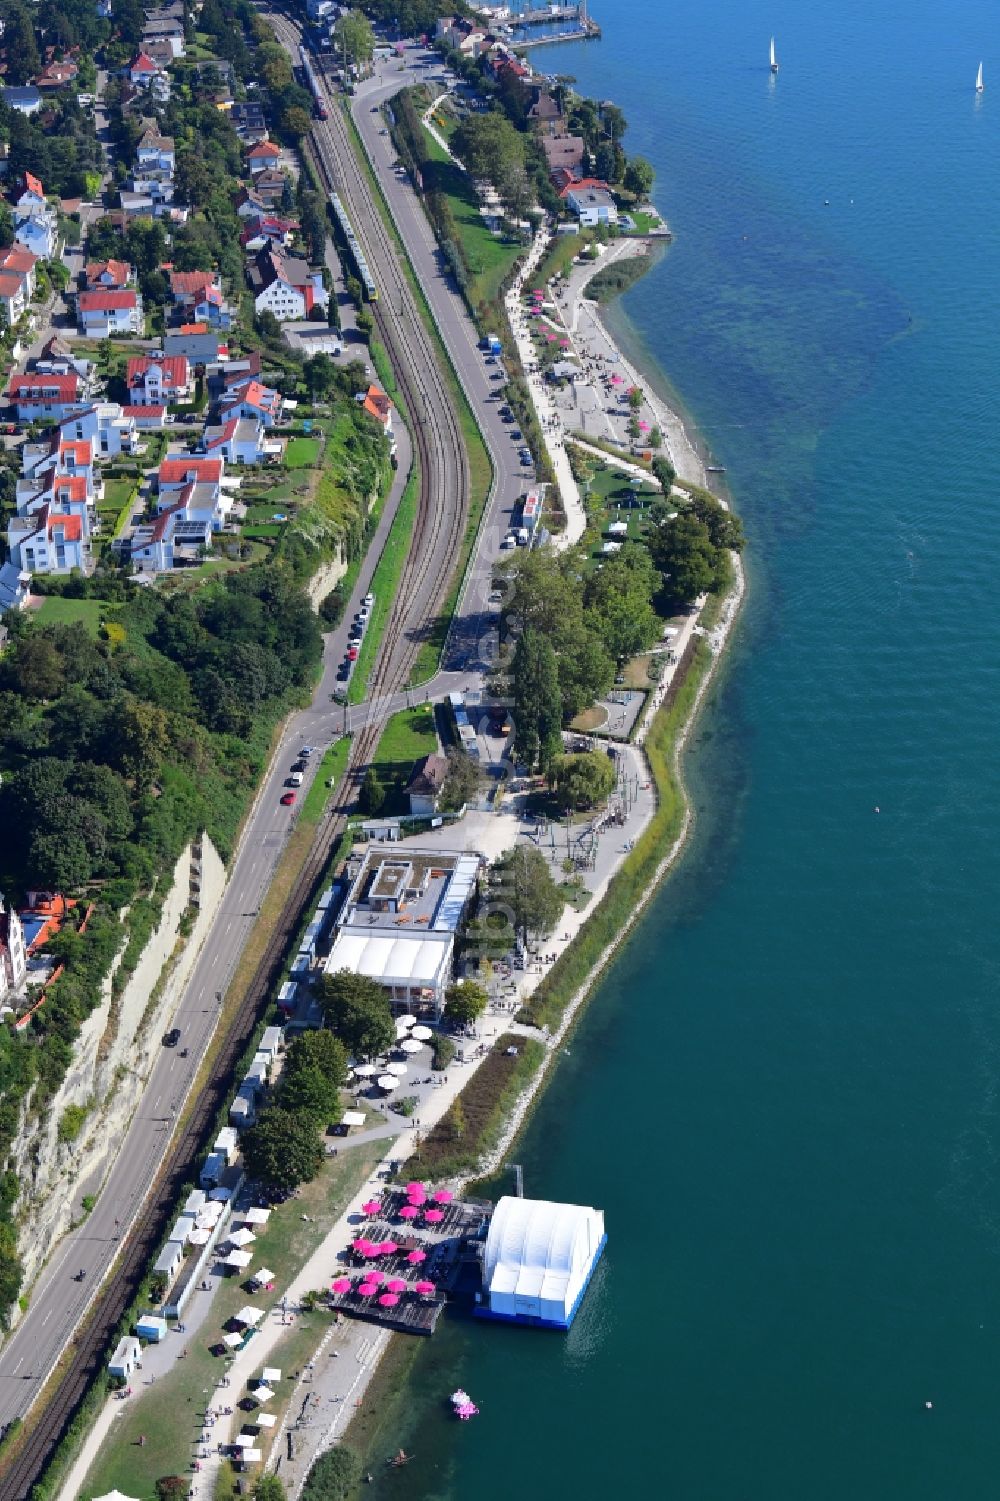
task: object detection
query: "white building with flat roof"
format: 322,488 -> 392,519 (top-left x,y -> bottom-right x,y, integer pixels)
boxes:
324,849 -> 480,1016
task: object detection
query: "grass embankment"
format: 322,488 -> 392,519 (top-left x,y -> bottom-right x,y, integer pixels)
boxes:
300,737 -> 351,825
341,103 -> 493,686
80,1144 -> 387,1501
585,251 -> 654,303
520,641 -> 712,1034
405,1035 -> 546,1182
420,122 -> 521,307
347,460 -> 420,705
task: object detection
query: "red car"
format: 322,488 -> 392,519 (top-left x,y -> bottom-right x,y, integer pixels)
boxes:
280,791 -> 296,806
347,645 -> 359,661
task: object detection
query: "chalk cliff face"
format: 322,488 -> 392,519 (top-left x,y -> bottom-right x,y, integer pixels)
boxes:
9,837 -> 227,1306
305,548 -> 347,611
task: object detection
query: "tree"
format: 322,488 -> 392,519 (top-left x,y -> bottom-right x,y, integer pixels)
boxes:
301,1447 -> 361,1501
321,971 -> 395,1059
250,1476 -> 286,1501
304,352 -> 336,402
683,490 -> 745,552
114,698 -> 169,789
282,105 -> 313,141
439,749 -> 480,812
3,4 -> 40,84
648,514 -> 721,606
584,545 -> 660,662
651,455 -> 676,494
9,633 -> 65,700
459,913 -> 515,964
511,626 -> 562,770
253,1478 -> 287,1501
155,1479 -> 189,1501
27,829 -> 92,890
453,111 -> 525,191
448,1098 -> 467,1140
242,1107 -> 324,1190
334,9 -> 374,68
359,766 -> 386,816
279,1030 -> 348,1124
550,751 -> 615,811
492,846 -> 564,944
444,979 -> 488,1027
623,155 -> 655,199
627,386 -> 644,411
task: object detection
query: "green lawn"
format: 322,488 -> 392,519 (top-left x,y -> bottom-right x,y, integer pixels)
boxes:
242,523 -> 283,539
284,436 -> 321,470
627,210 -> 664,234
347,461 -> 420,705
98,478 -> 135,517
80,1141 -> 389,1501
421,124 -> 522,307
300,737 -> 350,825
367,704 -> 438,814
579,462 -> 658,564
32,598 -> 120,635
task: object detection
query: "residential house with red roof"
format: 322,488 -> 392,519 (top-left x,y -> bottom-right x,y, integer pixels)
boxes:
245,139 -> 282,174
78,288 -> 143,337
127,354 -> 190,406
249,247 -> 327,322
154,463 -> 232,531
7,506 -> 90,574
8,370 -> 81,421
356,383 -> 393,434
168,268 -> 230,328
201,414 -> 279,466
36,59 -> 79,89
126,500 -> 212,572
219,376 -> 282,429
85,259 -> 133,290
157,455 -> 224,491
128,51 -> 160,85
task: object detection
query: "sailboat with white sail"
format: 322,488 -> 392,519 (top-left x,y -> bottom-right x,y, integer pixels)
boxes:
976,61 -> 984,93
770,37 -> 779,74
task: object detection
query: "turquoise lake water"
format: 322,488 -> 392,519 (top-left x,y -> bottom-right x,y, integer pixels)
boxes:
366,0 -> 1000,1493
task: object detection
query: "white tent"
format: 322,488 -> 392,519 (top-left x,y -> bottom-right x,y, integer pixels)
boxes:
243,1206 -> 271,1225
342,1110 -> 365,1127
224,1249 -> 253,1269
483,1195 -> 606,1330
260,1366 -> 282,1381
252,1267 -> 275,1286
223,1332 -> 243,1348
188,1227 -> 211,1246
234,1434 -> 255,1448
94,1492 -> 141,1501
228,1228 -> 256,1248
235,1304 -> 264,1326
256,1412 -> 277,1428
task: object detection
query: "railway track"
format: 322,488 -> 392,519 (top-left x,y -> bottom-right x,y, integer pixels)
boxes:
0,28 -> 474,1500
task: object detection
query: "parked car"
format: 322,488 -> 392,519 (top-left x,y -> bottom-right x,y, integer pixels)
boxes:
300,746 -> 315,757
163,1027 -> 181,1047
500,534 -> 517,551
280,791 -> 296,806
347,645 -> 360,661
292,760 -> 307,773
288,772 -> 304,787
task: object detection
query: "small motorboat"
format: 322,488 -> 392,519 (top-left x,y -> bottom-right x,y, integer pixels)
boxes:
387,1449 -> 411,1468
450,1388 -> 479,1420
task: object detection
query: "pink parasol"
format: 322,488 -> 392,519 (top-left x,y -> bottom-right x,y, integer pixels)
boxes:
406,1182 -> 425,1193
357,1283 -> 378,1297
638,420 -> 650,430
611,374 -> 623,384
363,1244 -> 382,1258
559,338 -> 569,346
424,1209 -> 444,1224
406,1249 -> 426,1264
361,1200 -> 382,1215
379,1293 -> 400,1307
406,1189 -> 426,1203
398,1205 -> 419,1220
387,1277 -> 408,1293
331,1277 -> 352,1294
352,1238 -> 373,1255
432,1190 -> 453,1203
413,1280 -> 436,1295
378,1240 -> 399,1255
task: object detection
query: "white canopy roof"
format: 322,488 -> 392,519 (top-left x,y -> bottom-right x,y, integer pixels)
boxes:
484,1196 -> 605,1322
253,1267 -> 275,1285
326,930 -> 452,987
234,1434 -> 255,1448
223,1332 -> 243,1348
341,1110 -> 366,1127
224,1249 -> 253,1269
242,1206 -> 271,1225
235,1304 -> 264,1326
256,1412 -> 277,1428
260,1366 -> 282,1381
228,1228 -> 255,1247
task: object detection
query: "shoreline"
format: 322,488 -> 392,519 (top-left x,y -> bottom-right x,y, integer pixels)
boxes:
63,193 -> 746,1501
